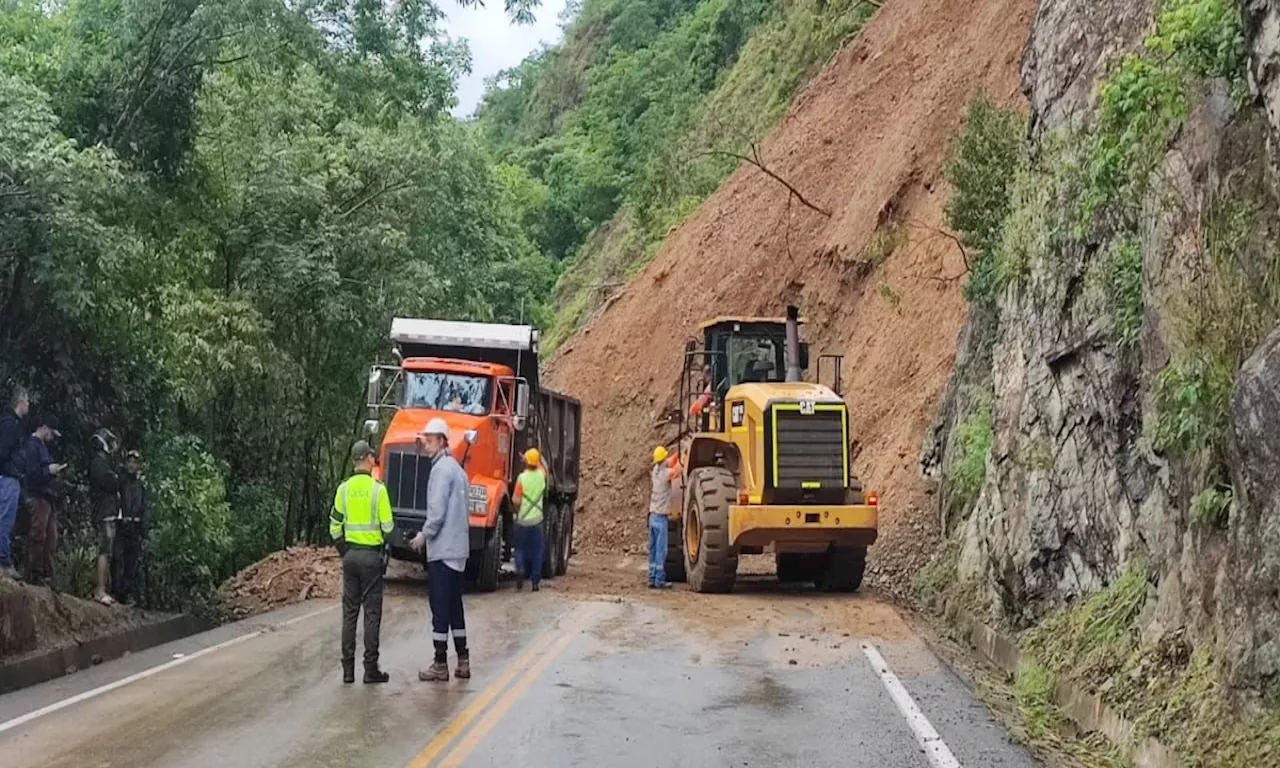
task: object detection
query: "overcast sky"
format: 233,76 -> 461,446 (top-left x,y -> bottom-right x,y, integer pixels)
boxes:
443,0 -> 571,117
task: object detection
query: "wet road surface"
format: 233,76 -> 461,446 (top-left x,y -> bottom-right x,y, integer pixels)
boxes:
0,563 -> 1038,767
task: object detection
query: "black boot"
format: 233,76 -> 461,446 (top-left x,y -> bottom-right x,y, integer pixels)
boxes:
342,660 -> 355,684
364,665 -> 389,684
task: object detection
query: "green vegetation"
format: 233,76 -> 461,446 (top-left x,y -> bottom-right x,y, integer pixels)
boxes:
948,394 -> 994,516
1025,569 -> 1148,686
941,94 -> 1025,305
476,0 -> 877,348
0,0 -> 550,611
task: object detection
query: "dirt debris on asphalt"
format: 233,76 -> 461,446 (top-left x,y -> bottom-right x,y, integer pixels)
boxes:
217,546 -> 342,619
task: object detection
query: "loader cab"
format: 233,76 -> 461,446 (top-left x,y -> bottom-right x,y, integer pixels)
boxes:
683,317 -> 811,433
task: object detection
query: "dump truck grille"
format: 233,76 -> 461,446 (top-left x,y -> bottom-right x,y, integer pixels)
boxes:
772,407 -> 847,489
384,448 -> 432,513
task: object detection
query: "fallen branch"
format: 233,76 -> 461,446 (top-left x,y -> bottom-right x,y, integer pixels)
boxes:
697,143 -> 832,217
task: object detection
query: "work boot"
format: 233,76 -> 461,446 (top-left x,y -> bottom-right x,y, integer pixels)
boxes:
531,582 -> 540,592
653,582 -> 673,590
342,660 -> 355,685
516,576 -> 525,591
455,655 -> 471,680
418,661 -> 450,682
363,666 -> 390,684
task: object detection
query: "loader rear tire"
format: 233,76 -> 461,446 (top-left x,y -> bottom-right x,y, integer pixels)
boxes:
684,466 -> 738,593
665,518 -> 686,583
815,546 -> 866,593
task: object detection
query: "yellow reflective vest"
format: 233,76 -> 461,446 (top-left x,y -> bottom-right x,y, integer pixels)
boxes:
330,472 -> 394,546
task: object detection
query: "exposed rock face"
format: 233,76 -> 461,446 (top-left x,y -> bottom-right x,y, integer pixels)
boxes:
1021,0 -> 1154,132
933,0 -> 1280,700
1223,327 -> 1280,697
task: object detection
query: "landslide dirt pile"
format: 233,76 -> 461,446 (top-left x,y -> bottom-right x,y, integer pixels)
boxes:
217,546 -> 341,619
547,0 -> 1035,597
0,579 -> 153,661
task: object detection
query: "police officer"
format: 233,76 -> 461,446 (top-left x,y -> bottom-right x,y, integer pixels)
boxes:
330,440 -> 394,684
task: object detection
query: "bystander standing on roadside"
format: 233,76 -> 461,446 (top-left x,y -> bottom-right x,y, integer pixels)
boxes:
0,386 -> 31,580
89,429 -> 120,605
21,415 -> 64,585
113,450 -> 148,605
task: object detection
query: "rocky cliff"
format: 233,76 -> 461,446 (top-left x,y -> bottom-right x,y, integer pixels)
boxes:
927,0 -> 1280,717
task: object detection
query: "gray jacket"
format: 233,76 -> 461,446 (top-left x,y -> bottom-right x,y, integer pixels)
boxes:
422,452 -> 470,563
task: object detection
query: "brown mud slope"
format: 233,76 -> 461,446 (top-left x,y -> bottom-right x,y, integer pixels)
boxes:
0,580 -> 155,662
546,0 -> 1035,596
217,546 -> 342,619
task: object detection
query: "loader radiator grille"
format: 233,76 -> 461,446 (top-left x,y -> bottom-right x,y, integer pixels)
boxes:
384,448 -> 432,513
771,407 -> 847,489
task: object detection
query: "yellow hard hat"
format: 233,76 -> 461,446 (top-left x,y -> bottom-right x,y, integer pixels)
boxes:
525,448 -> 541,467
653,446 -> 669,464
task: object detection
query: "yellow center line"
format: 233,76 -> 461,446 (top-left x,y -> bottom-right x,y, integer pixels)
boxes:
405,603 -> 595,768
436,608 -> 595,768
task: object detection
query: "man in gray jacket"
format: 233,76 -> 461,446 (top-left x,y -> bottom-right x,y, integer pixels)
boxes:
410,417 -> 471,682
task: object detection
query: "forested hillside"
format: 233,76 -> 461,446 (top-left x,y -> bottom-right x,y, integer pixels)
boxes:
474,0 -> 877,348
0,0 -> 550,611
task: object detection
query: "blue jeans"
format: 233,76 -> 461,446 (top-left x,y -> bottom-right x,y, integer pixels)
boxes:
514,523 -> 544,585
0,477 -> 19,568
648,514 -> 668,585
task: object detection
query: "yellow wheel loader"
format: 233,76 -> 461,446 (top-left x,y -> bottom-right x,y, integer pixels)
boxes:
667,306 -> 878,593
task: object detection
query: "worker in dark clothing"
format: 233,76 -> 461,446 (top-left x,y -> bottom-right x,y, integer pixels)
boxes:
22,415 -> 64,585
113,450 -> 148,605
329,440 -> 394,684
89,429 -> 121,605
0,387 -> 31,580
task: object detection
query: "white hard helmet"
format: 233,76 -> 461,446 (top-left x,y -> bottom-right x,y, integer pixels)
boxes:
423,418 -> 450,439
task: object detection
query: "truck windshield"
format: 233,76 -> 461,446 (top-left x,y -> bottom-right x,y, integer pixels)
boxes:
403,372 -> 493,415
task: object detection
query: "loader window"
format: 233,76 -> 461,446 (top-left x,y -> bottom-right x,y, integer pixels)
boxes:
729,336 -> 783,385
403,372 -> 493,415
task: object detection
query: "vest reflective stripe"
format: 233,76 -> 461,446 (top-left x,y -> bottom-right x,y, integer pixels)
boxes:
517,469 -> 546,526
334,476 -> 389,545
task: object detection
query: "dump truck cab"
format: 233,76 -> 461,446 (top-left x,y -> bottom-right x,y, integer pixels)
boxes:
365,318 -> 582,591
671,307 -> 878,593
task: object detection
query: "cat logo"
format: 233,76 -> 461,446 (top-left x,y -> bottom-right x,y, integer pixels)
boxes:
730,402 -> 745,427
799,400 -> 816,416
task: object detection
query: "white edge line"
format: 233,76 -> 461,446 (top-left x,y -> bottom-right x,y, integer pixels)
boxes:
861,642 -> 962,768
0,603 -> 338,735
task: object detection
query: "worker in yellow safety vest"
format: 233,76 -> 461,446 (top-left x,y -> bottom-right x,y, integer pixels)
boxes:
329,440 -> 394,684
511,448 -> 547,592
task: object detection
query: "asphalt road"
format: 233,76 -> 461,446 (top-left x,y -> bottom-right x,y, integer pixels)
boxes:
0,564 -> 1038,768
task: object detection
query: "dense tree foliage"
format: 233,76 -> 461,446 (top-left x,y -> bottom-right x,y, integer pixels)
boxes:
0,0 -> 550,611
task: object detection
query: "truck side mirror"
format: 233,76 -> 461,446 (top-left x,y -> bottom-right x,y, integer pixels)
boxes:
366,368 -> 382,410
799,343 -> 811,372
363,419 -> 379,437
464,429 -> 478,446
515,383 -> 530,431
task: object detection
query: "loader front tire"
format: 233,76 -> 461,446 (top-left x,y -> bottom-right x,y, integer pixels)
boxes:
815,546 -> 866,593
684,466 -> 738,593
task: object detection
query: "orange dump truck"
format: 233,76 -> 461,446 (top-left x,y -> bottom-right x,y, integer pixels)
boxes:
364,318 -> 581,591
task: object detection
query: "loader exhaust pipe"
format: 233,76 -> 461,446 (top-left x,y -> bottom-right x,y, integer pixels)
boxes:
785,305 -> 802,383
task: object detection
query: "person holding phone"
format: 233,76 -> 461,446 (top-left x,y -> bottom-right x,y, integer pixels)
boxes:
22,414 -> 64,585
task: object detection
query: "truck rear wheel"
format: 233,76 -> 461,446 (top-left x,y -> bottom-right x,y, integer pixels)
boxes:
477,515 -> 503,592
555,503 -> 574,576
815,546 -> 866,592
684,466 -> 738,593
542,504 -> 559,580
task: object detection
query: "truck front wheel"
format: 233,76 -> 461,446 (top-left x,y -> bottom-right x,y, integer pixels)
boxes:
476,515 -> 503,592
